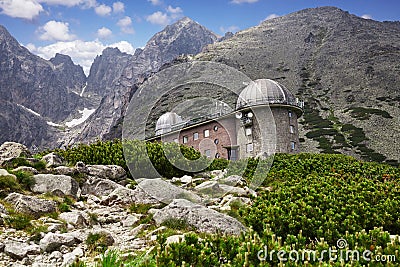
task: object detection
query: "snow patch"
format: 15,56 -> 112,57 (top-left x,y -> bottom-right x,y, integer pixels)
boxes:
17,104 -> 41,117
80,82 -> 88,97
65,108 -> 95,128
47,121 -> 62,127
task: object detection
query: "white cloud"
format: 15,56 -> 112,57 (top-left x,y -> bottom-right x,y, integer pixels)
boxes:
33,39 -> 135,75
39,20 -> 77,41
166,5 -> 183,19
146,11 -> 169,26
264,14 -> 279,20
117,16 -> 134,34
25,43 -> 37,52
112,1 -> 124,13
0,0 -> 43,19
97,27 -> 112,39
38,0 -> 97,8
361,14 -> 373,20
231,0 -> 258,4
148,0 -> 162,6
220,25 -> 240,33
146,6 -> 183,26
95,4 -> 111,16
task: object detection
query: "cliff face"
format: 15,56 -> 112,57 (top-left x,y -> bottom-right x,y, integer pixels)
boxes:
195,6 -> 400,163
0,26 -> 85,123
70,17 -> 219,144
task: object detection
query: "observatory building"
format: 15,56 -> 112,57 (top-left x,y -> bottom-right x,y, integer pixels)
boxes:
150,79 -> 304,160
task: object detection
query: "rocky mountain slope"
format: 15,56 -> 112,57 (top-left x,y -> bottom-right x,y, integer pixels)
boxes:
0,26 -> 85,123
68,17 -> 218,144
195,6 -> 399,164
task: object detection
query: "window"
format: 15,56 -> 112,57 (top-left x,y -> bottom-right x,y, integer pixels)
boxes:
290,125 -> 295,134
204,149 -> 211,158
193,132 -> 199,140
215,153 -> 220,158
204,129 -> 210,137
214,139 -> 219,145
173,138 -> 178,143
246,143 -> 253,152
245,127 -> 252,136
214,125 -> 219,131
288,110 -> 292,118
183,136 -> 188,144
291,141 -> 296,150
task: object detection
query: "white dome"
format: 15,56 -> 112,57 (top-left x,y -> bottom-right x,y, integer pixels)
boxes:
155,112 -> 183,135
236,79 -> 297,109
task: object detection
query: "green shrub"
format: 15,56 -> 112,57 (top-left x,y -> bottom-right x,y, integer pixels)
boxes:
9,170 -> 34,190
0,174 -> 21,197
4,212 -> 33,230
129,203 -> 153,214
68,259 -> 87,267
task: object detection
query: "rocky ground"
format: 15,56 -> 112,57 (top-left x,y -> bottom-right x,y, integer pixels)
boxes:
0,142 -> 255,266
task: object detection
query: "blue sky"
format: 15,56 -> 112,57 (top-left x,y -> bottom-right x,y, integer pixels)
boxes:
0,0 -> 399,74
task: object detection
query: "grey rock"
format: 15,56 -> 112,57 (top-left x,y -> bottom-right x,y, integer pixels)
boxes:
180,175 -> 192,184
166,234 -> 184,245
5,193 -> 57,218
87,165 -> 126,182
4,241 -> 40,260
218,184 -> 248,196
0,168 -> 16,180
75,161 -> 89,174
194,181 -> 225,197
138,178 -> 201,203
218,175 -> 245,186
81,177 -> 120,197
153,199 -> 246,235
41,153 -> 64,168
0,142 -> 32,164
52,166 -> 77,176
102,186 -> 158,205
39,232 -> 79,252
122,214 -> 140,227
61,247 -> 84,267
59,211 -> 90,228
31,174 -> 80,198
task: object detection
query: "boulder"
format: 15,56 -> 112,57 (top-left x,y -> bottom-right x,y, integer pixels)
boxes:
39,232 -> 79,252
122,214 -> 140,227
87,165 -> 127,182
31,174 -> 80,198
81,177 -> 120,197
52,166 -> 77,176
194,181 -> 225,197
138,178 -> 202,203
59,211 -> 90,228
0,142 -> 32,165
5,193 -> 57,218
180,175 -> 193,184
218,184 -> 248,196
101,186 -> 158,206
4,241 -> 40,260
218,175 -> 245,186
153,199 -> 246,235
62,247 -> 84,267
42,153 -> 64,168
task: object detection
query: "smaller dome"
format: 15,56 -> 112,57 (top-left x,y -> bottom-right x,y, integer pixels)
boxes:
236,79 -> 299,109
155,112 -> 183,135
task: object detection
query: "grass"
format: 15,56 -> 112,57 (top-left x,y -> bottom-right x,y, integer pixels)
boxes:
4,212 -> 33,230
129,203 -> 153,214
86,232 -> 113,255
0,174 -> 21,197
96,250 -> 123,267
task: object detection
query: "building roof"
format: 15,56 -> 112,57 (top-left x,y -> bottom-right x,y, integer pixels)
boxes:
155,112 -> 183,135
236,79 -> 302,110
